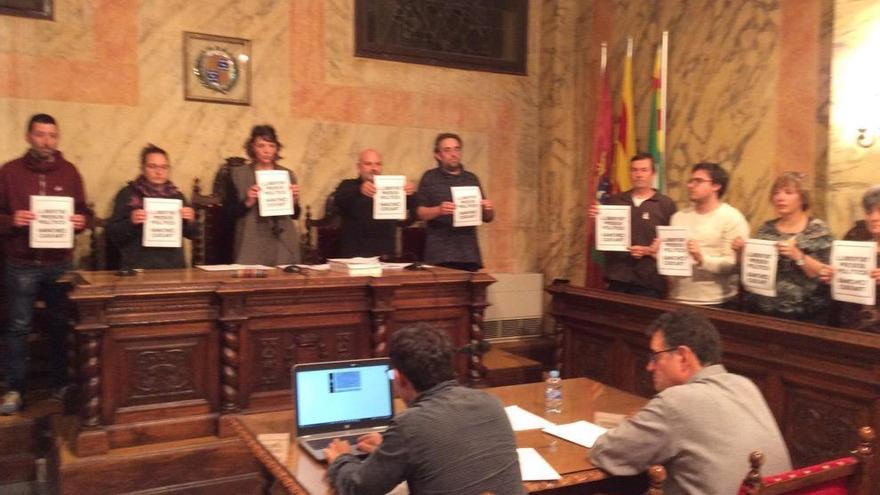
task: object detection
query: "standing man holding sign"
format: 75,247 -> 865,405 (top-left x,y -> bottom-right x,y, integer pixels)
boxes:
0,114 -> 90,414
416,133 -> 494,272
106,144 -> 197,270
589,153 -> 676,298
226,125 -> 301,266
667,163 -> 749,307
333,149 -> 415,258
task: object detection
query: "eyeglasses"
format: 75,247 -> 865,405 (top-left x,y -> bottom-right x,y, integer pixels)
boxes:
686,178 -> 712,185
648,346 -> 679,363
145,164 -> 170,171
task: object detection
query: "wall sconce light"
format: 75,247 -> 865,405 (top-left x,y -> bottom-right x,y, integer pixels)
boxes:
857,128 -> 876,148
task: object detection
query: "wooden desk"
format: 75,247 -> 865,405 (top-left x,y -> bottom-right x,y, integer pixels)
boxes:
231,378 -> 648,495
66,267 -> 493,457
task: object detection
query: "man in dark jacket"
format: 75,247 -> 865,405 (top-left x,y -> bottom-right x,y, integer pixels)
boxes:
0,113 -> 90,414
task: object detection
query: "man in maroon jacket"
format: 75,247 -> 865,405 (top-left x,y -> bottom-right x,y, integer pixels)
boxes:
0,114 -> 90,414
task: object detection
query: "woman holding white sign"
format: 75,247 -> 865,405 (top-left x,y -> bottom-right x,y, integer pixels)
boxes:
106,144 -> 197,269
823,187 -> 880,332
733,172 -> 831,323
225,125 -> 301,265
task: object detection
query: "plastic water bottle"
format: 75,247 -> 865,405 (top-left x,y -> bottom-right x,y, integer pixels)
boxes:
545,370 -> 562,414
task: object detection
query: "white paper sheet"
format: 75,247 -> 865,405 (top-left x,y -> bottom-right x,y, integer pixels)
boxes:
451,186 -> 482,227
504,405 -> 557,431
29,195 -> 74,249
256,169 -> 294,217
741,239 -> 778,297
518,448 -> 561,481
373,175 -> 407,220
595,205 -> 631,251
142,198 -> 182,248
656,226 -> 692,277
196,264 -> 275,271
542,420 -> 608,448
257,433 -> 290,463
831,240 -> 877,305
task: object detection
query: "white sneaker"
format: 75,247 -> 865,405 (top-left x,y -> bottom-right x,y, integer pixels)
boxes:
1,391 -> 22,415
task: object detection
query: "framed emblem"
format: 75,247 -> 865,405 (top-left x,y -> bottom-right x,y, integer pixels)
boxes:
183,32 -> 251,106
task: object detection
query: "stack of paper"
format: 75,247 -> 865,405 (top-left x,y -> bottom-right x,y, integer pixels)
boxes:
542,420 -> 608,448
327,257 -> 383,276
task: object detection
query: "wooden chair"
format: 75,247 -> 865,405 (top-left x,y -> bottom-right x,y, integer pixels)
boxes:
646,464 -> 666,494
738,426 -> 875,495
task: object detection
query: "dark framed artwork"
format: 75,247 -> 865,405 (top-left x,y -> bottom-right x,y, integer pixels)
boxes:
0,0 -> 53,20
355,0 -> 527,75
183,32 -> 252,106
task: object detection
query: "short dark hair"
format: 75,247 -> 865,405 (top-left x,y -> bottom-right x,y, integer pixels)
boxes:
245,125 -> 283,160
28,113 -> 57,132
630,152 -> 655,172
434,132 -> 462,152
388,323 -> 456,392
140,143 -> 168,167
770,172 -> 810,211
646,310 -> 722,365
862,186 -> 880,214
691,162 -> 729,198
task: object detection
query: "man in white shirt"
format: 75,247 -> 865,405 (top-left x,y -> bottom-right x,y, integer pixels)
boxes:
667,163 -> 749,306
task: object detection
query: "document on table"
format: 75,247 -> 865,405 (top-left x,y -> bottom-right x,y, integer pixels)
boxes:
451,186 -> 482,227
29,195 -> 73,249
373,175 -> 407,220
196,264 -> 275,271
257,433 -> 290,463
831,240 -> 877,305
595,205 -> 631,251
504,405 -> 556,431
518,448 -> 561,481
256,169 -> 293,217
656,226 -> 692,277
142,198 -> 182,248
542,420 -> 608,448
741,239 -> 778,297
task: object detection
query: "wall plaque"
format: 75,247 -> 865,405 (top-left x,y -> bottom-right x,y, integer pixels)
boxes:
183,31 -> 251,106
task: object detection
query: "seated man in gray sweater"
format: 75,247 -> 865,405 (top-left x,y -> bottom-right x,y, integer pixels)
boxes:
591,310 -> 791,495
324,324 -> 524,495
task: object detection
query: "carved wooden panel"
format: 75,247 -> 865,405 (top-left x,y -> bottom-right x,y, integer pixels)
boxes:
783,385 -> 869,466
565,332 -> 613,385
115,337 -> 208,408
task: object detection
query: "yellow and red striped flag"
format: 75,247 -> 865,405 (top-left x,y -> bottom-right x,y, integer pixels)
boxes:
612,38 -> 635,193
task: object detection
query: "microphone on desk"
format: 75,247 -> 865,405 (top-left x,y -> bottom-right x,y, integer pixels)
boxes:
456,339 -> 491,355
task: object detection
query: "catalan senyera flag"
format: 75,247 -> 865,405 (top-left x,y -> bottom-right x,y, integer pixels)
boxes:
586,56 -> 614,289
648,45 -> 666,192
612,40 -> 635,194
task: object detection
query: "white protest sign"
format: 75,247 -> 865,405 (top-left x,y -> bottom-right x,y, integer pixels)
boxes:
595,205 -> 631,252
656,226 -> 692,277
831,240 -> 877,305
451,186 -> 482,227
256,170 -> 293,217
29,195 -> 73,249
742,239 -> 778,297
373,175 -> 406,220
143,198 -> 183,248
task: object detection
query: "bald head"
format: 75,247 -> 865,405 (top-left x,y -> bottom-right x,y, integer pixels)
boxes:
357,148 -> 383,181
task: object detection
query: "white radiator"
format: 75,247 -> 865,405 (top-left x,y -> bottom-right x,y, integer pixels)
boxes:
484,273 -> 544,340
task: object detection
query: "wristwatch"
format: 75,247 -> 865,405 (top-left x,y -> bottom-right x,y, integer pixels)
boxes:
795,255 -> 806,266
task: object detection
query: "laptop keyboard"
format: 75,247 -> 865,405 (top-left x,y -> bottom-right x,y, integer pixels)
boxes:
306,433 -> 364,451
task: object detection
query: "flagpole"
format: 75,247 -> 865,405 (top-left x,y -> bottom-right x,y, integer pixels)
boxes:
627,36 -> 633,59
661,31 -> 668,159
600,42 -> 607,74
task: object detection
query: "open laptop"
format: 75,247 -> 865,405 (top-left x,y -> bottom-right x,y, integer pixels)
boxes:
293,358 -> 394,461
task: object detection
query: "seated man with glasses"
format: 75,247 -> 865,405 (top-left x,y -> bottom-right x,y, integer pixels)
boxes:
591,310 -> 791,495
323,323 -> 524,495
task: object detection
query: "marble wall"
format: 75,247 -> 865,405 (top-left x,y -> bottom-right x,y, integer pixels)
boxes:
0,0 -> 541,273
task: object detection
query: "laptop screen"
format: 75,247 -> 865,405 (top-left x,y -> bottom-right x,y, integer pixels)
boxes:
293,358 -> 394,435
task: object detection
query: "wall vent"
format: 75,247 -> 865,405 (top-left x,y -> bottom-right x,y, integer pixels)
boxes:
484,273 -> 543,340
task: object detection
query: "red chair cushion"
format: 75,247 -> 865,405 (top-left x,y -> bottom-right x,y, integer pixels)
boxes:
737,456 -> 857,495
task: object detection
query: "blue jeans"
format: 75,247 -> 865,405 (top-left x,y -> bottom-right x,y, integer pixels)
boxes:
4,261 -> 72,393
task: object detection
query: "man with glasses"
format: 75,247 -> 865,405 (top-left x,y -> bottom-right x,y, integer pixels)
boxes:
591,310 -> 790,495
323,323 -> 523,494
415,133 -> 494,272
667,162 -> 749,306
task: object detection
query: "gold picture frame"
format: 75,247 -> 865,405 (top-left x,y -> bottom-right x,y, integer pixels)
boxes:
183,32 -> 251,106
